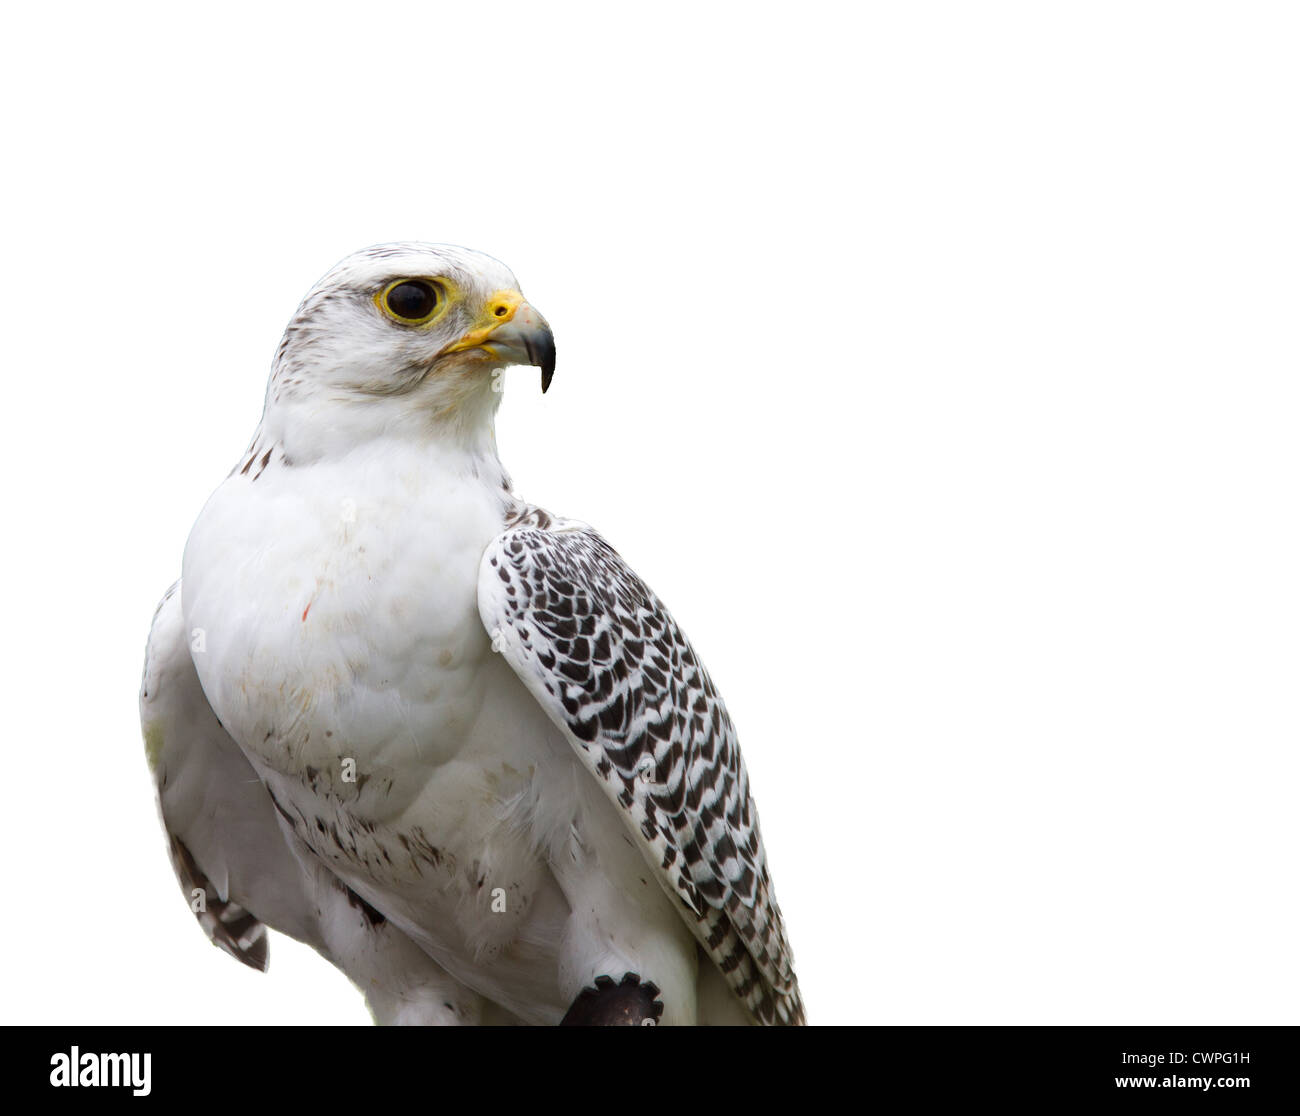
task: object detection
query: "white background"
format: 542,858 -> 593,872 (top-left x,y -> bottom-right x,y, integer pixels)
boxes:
2,2 -> 1296,1025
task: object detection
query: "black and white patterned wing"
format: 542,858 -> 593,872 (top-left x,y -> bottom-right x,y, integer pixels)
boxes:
478,506 -> 804,1025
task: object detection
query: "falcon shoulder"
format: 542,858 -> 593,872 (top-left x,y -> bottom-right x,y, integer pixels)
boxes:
477,505 -> 804,1025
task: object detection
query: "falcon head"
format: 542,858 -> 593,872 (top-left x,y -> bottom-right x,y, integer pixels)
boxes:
262,243 -> 555,456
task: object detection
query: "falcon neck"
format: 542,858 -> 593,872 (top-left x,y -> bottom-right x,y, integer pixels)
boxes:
251,397 -> 511,494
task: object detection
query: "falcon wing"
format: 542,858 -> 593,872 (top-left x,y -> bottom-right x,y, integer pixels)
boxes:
478,506 -> 804,1025
140,582 -> 300,970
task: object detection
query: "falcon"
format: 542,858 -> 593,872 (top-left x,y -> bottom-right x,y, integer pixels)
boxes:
139,243 -> 804,1026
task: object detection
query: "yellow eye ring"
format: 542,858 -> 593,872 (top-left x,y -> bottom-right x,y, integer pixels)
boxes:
376,278 -> 446,325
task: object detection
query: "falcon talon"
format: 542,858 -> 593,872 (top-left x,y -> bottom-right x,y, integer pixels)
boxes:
560,972 -> 666,1027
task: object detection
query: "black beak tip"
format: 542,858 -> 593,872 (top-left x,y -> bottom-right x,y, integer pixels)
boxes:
526,330 -> 557,394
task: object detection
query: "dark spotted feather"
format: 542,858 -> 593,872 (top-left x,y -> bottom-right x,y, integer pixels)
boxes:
168,834 -> 269,972
479,505 -> 803,1025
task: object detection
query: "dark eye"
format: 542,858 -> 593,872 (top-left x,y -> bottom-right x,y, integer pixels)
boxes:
384,280 -> 440,322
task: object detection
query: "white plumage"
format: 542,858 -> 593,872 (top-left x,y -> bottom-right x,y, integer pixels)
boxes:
140,243 -> 803,1025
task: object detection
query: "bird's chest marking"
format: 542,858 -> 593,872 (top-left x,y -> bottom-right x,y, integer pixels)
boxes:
263,765 -> 543,955
264,776 -> 454,885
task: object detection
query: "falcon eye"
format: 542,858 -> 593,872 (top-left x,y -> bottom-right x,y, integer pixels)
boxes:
383,280 -> 441,323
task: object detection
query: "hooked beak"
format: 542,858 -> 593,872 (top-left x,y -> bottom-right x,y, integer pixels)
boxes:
442,292 -> 556,393
493,303 -> 556,393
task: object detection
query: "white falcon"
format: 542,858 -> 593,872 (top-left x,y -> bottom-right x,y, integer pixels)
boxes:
140,243 -> 804,1026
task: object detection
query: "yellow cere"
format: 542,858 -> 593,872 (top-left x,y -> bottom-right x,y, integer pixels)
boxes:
443,289 -> 524,354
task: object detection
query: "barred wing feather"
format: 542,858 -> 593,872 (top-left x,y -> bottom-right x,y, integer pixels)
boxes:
478,507 -> 804,1025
